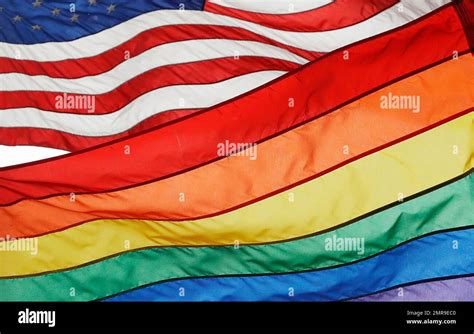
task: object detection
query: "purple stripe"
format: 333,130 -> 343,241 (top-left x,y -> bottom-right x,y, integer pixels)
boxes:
352,276 -> 474,302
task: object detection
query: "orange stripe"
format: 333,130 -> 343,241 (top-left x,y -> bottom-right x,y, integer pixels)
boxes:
1,54 -> 473,238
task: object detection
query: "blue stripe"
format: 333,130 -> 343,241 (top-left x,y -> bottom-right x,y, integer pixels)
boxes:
0,0 -> 205,44
106,228 -> 474,301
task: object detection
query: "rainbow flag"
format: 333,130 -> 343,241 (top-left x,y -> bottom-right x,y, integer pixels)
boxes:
0,0 -> 473,302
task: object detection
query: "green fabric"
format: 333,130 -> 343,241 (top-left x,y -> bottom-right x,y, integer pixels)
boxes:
0,172 -> 471,301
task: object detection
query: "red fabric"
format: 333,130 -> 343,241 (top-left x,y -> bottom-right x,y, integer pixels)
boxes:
0,57 -> 299,113
0,4 -> 469,206
0,108 -> 199,152
454,0 -> 474,51
0,25 -> 320,78
205,0 -> 398,32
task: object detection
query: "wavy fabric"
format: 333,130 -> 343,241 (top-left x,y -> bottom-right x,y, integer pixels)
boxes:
0,4 -> 469,205
0,113 -> 472,277
0,0 -> 448,56
0,25 -> 320,79
105,228 -> 474,301
0,70 -> 290,136
351,275 -> 474,302
2,54 -> 473,238
0,0 -> 204,44
0,42 -> 305,93
204,0 -> 398,32
0,0 -> 448,155
0,0 -> 472,303
0,107 -> 200,155
206,0 -> 334,14
0,57 -> 298,111
0,171 -> 471,301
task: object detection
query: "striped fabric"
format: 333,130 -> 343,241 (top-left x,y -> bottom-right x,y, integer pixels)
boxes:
352,275 -> 474,302
0,0 -> 473,302
0,0 -> 448,154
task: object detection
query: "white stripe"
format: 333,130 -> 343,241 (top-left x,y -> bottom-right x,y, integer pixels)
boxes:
0,71 -> 285,137
0,145 -> 68,167
0,39 -> 305,93
0,0 -> 449,61
208,0 -> 333,14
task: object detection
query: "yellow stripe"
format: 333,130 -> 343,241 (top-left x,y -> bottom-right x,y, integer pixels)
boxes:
1,113 -> 472,277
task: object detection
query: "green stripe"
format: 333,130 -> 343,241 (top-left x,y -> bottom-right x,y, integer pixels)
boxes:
0,172 -> 472,301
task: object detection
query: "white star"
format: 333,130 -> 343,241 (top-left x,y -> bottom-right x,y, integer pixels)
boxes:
13,15 -> 23,23
70,14 -> 79,22
88,0 -> 97,5
107,4 -> 116,14
0,6 -> 4,12
32,24 -> 42,30
51,8 -> 61,16
32,0 -> 42,8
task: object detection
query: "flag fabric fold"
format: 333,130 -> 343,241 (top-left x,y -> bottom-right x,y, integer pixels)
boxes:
0,0 -> 473,302
0,0 -> 453,152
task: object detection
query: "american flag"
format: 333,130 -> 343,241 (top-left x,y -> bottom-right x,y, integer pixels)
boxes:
0,0 -> 447,166
0,0 -> 473,307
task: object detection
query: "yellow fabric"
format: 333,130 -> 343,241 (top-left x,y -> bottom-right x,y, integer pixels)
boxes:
1,113 -> 472,277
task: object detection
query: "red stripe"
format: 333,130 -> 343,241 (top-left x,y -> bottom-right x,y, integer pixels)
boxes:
454,0 -> 474,52
204,0 -> 398,32
0,56 -> 300,113
0,109 -> 199,152
0,5 -> 467,206
0,25 -> 321,78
